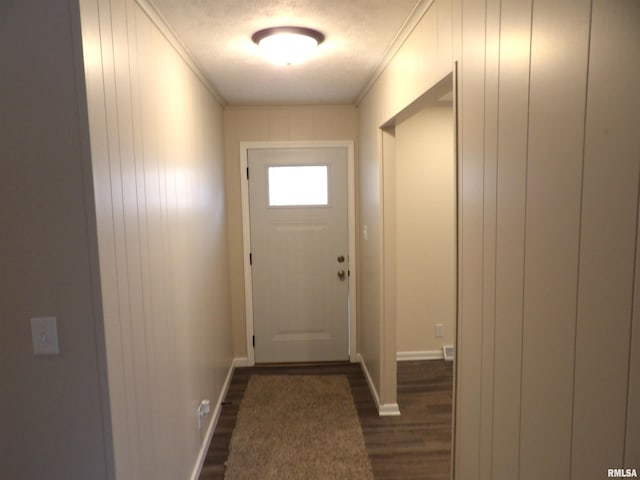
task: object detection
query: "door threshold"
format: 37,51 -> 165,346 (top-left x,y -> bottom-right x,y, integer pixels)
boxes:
253,360 -> 351,368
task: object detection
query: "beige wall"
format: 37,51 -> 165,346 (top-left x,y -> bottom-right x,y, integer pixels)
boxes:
223,105 -> 358,358
360,0 -> 639,476
395,104 -> 455,354
4,0 -> 639,477
357,0 -> 454,410
0,1 -> 111,478
80,0 -> 232,478
358,93 -> 385,405
456,0 -> 640,477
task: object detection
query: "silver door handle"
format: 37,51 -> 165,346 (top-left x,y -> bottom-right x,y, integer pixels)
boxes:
337,270 -> 346,280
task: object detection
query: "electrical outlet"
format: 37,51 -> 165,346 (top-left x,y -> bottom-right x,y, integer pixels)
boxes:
200,399 -> 210,415
197,399 -> 211,430
435,323 -> 444,338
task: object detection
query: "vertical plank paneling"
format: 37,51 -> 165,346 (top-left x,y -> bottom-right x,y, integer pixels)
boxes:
155,28 -> 183,479
491,0 -> 532,477
479,0 -> 500,476
572,1 -> 640,477
134,10 -> 155,475
288,108 -> 314,140
455,1 -> 486,478
357,85 -> 385,399
131,11 -> 159,471
313,106 -> 357,140
160,48 -> 193,478
235,107 -> 270,141
519,1 -> 591,478
124,2 -> 157,476
414,7 -> 438,101
222,108 -> 248,357
111,0 -> 152,476
268,108 -> 289,139
83,0 -> 133,477
436,0 -> 453,66
96,0 -> 143,475
83,0 -> 234,476
134,8 -> 170,475
365,1 -> 640,477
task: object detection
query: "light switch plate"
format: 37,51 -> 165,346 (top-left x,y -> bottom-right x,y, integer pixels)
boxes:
30,316 -> 60,355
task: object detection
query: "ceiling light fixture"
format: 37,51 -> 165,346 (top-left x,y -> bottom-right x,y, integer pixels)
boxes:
252,27 -> 325,66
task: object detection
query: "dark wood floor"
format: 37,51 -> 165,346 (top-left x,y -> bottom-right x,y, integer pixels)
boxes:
198,360 -> 453,480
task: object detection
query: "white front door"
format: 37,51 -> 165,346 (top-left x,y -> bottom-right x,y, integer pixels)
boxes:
248,147 -> 349,363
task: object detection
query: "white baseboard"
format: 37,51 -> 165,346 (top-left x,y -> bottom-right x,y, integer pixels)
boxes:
396,350 -> 444,361
357,353 -> 401,417
378,402 -> 401,416
233,356 -> 249,368
189,356 -> 242,480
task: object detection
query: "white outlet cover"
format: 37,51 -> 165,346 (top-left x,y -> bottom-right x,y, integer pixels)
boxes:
30,316 -> 60,355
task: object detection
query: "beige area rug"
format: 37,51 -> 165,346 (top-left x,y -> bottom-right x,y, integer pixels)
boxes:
224,375 -> 374,480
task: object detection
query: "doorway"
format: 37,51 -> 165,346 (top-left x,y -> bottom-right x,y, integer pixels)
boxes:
393,83 -> 456,362
381,72 -> 457,476
240,141 -> 357,365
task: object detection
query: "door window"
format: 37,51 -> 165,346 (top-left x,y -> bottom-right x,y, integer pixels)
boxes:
267,165 -> 328,207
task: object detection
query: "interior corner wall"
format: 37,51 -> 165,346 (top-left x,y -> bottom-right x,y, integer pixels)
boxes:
395,104 -> 456,354
79,0 -> 233,478
222,105 -> 358,359
358,0 -> 640,475
0,1 -> 110,478
357,0 -> 454,408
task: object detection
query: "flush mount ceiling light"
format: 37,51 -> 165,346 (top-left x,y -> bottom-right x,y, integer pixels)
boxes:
252,27 -> 325,65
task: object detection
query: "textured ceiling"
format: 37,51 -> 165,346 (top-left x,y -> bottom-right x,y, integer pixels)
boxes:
150,0 -> 421,104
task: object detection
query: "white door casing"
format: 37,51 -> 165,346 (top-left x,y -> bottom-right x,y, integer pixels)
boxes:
240,141 -> 357,365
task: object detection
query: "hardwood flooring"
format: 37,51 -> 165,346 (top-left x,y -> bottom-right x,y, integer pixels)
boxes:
198,360 -> 453,480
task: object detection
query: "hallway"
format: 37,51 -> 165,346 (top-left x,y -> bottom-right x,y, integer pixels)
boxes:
199,360 -> 453,480
2,0 -> 639,478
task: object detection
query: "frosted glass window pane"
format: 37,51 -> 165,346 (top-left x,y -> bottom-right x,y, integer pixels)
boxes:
268,166 -> 328,206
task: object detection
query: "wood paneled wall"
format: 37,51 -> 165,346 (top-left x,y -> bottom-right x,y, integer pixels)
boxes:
4,0 -> 638,478
80,0 -> 232,478
358,0 -> 639,476
358,0 -> 454,411
223,105 -> 358,358
455,0 -> 640,478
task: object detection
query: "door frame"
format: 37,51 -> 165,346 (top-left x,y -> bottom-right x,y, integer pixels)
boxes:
240,140 -> 357,366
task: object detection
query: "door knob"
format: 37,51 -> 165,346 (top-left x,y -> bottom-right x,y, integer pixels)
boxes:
337,255 -> 345,263
337,269 -> 346,280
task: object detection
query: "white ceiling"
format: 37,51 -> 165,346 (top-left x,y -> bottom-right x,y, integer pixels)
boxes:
150,0 -> 421,104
